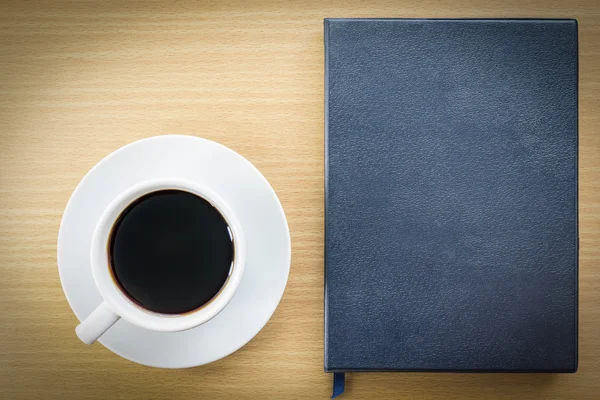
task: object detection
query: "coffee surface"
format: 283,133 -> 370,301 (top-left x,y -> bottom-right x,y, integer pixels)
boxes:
109,190 -> 233,314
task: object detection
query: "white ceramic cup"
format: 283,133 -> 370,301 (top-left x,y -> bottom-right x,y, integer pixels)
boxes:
75,178 -> 246,345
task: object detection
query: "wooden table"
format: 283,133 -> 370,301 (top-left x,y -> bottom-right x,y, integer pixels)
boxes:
1,1 -> 598,399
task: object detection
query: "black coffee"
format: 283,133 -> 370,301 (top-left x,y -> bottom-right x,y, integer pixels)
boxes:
109,190 -> 234,314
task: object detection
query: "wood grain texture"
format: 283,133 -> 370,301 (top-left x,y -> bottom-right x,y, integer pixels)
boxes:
0,1 -> 598,399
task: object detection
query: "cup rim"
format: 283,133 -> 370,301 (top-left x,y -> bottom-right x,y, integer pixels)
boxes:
90,178 -> 246,332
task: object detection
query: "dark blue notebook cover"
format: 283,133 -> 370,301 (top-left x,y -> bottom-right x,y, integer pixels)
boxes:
324,19 -> 578,372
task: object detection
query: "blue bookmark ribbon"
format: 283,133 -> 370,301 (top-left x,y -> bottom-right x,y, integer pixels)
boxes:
332,372 -> 345,398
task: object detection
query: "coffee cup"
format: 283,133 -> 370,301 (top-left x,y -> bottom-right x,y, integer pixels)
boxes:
75,178 -> 246,344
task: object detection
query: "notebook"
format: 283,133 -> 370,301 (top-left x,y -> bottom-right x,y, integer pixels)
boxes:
324,18 -> 578,392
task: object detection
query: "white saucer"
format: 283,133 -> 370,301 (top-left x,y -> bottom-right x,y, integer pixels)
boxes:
57,135 -> 291,368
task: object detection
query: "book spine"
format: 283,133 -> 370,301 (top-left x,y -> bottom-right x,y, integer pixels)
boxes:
323,18 -> 331,372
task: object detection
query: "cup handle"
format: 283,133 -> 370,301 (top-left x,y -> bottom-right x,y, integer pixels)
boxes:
75,302 -> 120,345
